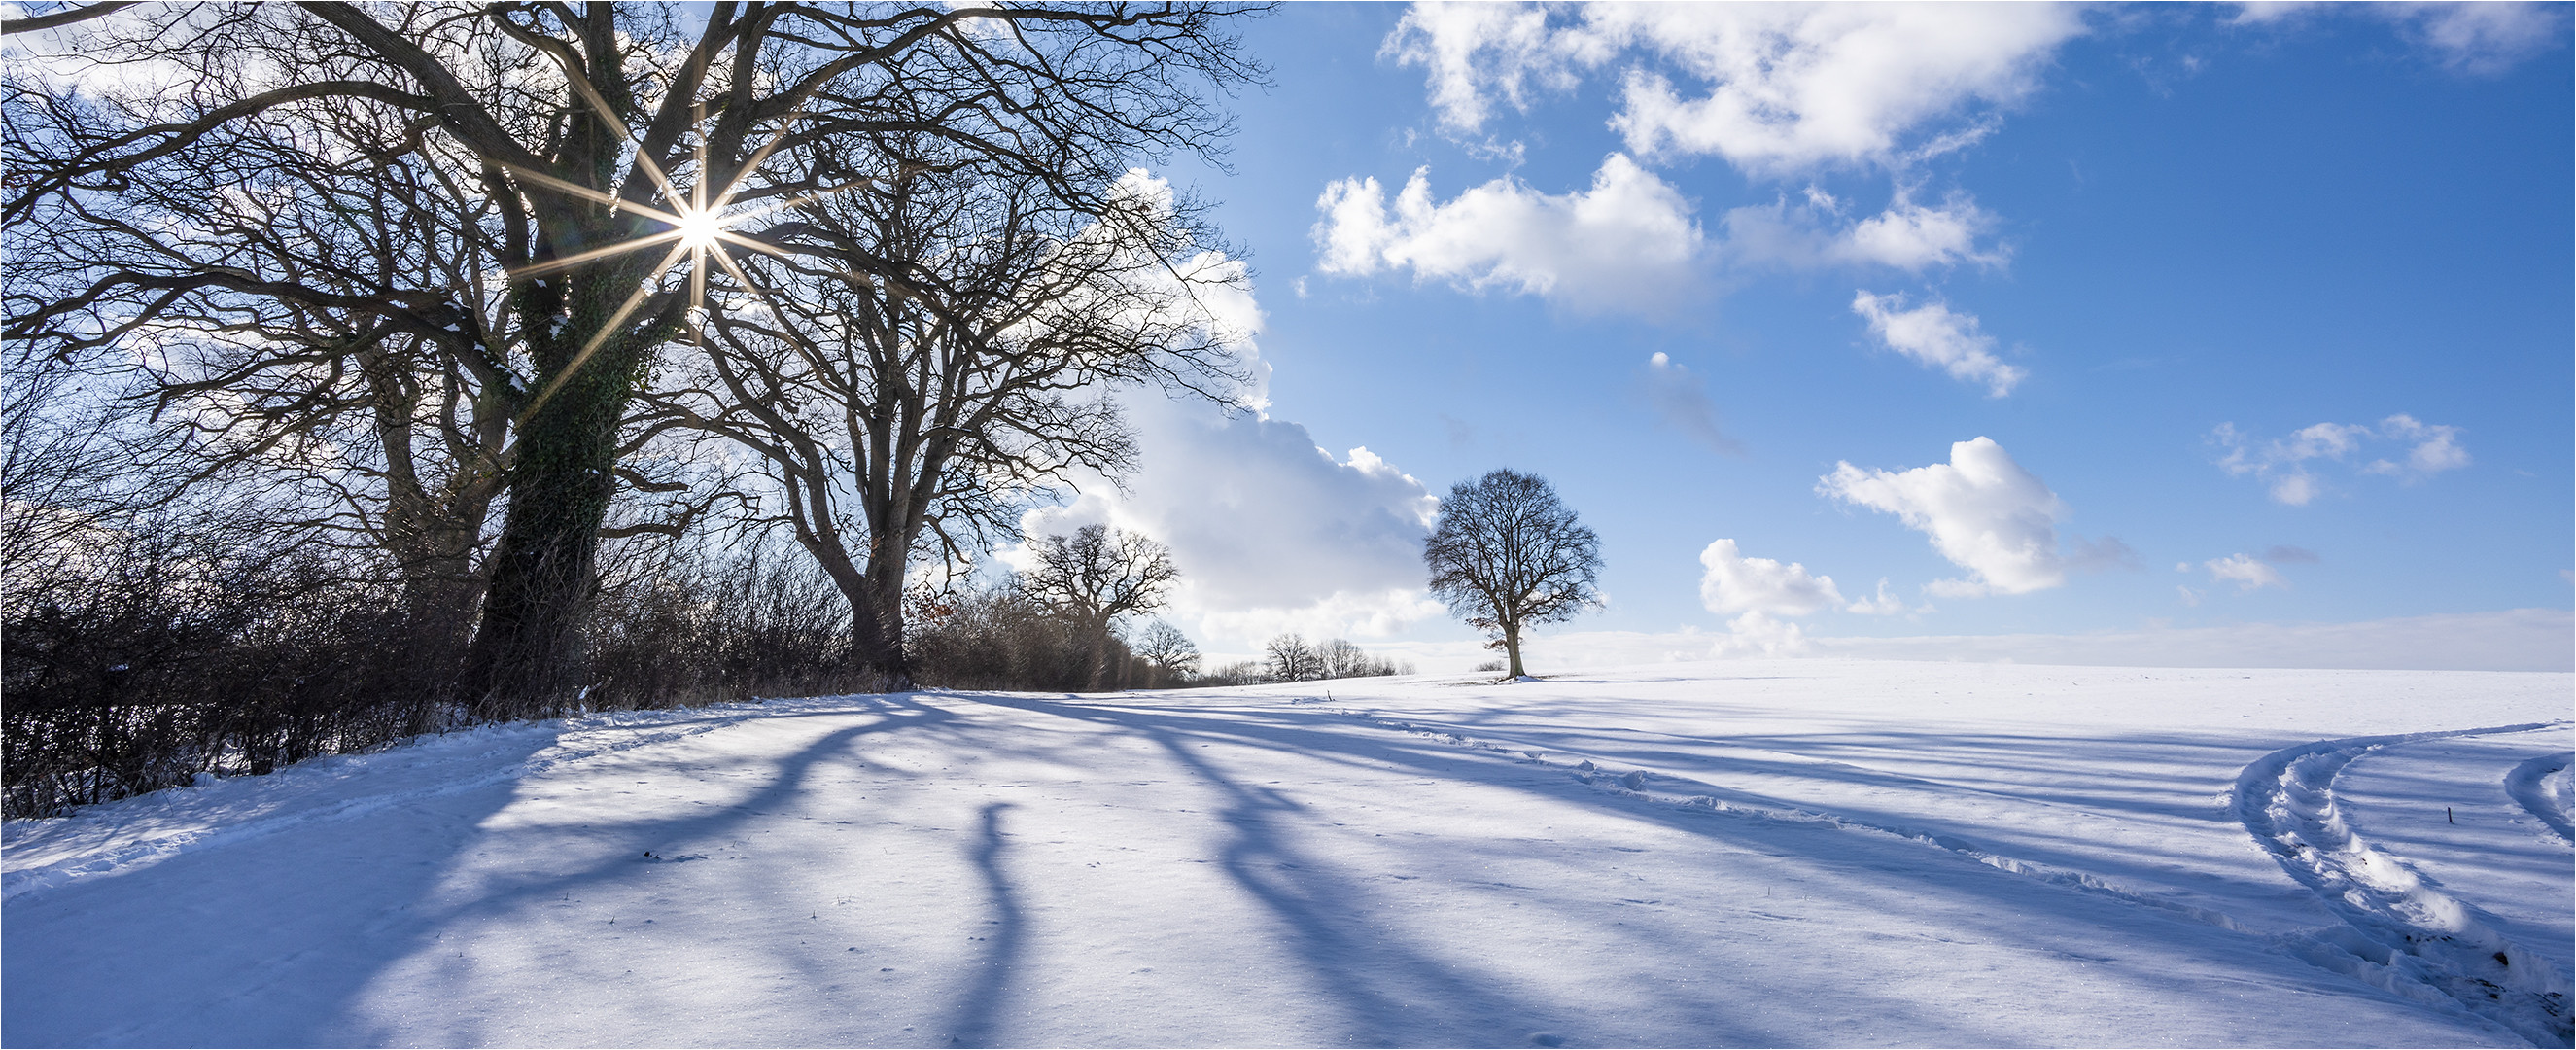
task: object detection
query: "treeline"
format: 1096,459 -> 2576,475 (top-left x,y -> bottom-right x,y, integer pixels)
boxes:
1196,633 -> 1415,686
1,5 -> 1274,817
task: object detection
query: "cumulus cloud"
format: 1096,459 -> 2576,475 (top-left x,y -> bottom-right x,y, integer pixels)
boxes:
1378,1 -> 1582,135
1311,154 -> 1704,314
1842,578 -> 1912,615
1850,291 -> 2027,396
1020,400 -> 1442,656
2213,414 -> 2469,504
1722,190 -> 2006,272
1817,437 -> 2069,597
1642,352 -> 1741,453
2203,553 -> 2289,592
1698,539 -> 1844,616
1384,3 -> 2085,174
1711,611 -> 1810,656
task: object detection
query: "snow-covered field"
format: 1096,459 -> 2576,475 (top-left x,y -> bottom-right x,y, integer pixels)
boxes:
5,660 -> 2569,1048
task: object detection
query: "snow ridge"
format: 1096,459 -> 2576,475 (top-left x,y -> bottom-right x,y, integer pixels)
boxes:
2232,724 -> 2573,1048
2503,752 -> 2575,844
1,701 -> 779,903
1327,704 -> 2258,934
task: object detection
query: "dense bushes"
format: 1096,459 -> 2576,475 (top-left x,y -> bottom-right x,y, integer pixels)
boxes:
906,585 -> 1180,693
0,529 -> 874,818
3,528 -> 461,817
1,518 -> 1414,817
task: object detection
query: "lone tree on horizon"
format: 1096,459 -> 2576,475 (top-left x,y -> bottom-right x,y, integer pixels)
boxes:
1423,469 -> 1602,680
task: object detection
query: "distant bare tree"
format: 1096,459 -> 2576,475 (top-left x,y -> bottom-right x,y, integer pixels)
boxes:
1316,637 -> 1410,679
1018,525 -> 1179,690
1132,620 -> 1201,683
1262,632 -> 1320,682
1423,469 -> 1601,679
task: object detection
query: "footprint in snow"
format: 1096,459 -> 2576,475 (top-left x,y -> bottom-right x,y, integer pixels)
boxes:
640,851 -> 707,863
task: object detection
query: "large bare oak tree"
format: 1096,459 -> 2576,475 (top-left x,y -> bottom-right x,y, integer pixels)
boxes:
5,2 -> 1262,714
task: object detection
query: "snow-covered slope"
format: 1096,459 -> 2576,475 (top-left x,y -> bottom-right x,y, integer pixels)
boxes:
5,660 -> 2568,1047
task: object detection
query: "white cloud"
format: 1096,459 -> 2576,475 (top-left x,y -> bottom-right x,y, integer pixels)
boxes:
1697,539 -> 1844,616
1380,1 -> 1583,135
1722,191 -> 2006,272
2213,415 -> 2469,504
1020,400 -> 1441,657
1312,154 -> 1704,314
1850,292 -> 2027,397
2369,413 -> 2471,477
2236,3 -> 2566,75
1385,3 -> 2085,175
2401,2 -> 2566,74
1817,437 -> 2069,597
1712,611 -> 1810,656
2203,553 -> 2288,592
1843,578 -> 1912,615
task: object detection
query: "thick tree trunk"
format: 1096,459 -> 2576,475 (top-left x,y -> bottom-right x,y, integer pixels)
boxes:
796,530 -> 908,690
1083,615 -> 1112,692
464,338 -> 635,719
1502,621 -> 1527,679
857,551 -> 911,686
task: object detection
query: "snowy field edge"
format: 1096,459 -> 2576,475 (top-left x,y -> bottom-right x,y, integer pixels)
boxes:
5,658 -> 2570,1047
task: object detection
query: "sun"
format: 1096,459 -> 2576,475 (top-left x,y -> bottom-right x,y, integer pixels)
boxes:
673,206 -> 729,252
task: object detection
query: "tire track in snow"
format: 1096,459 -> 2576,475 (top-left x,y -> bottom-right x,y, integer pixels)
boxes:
2233,723 -> 2572,1048
2503,752 -> 2575,844
1309,702 -> 2259,935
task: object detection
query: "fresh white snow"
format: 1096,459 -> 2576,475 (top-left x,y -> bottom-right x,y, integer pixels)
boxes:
5,659 -> 2569,1047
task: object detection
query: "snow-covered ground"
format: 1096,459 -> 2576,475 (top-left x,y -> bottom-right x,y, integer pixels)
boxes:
5,660 -> 2569,1048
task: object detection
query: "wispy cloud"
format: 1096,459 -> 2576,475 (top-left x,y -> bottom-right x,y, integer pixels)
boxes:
2233,2 -> 2567,75
1850,292 -> 2027,397
2212,414 -> 2470,505
1723,188 -> 2008,272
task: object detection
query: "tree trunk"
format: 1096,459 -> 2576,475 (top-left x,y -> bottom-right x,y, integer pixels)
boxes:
1502,621 -> 1526,679
1083,615 -> 1112,692
463,333 -> 636,719
797,534 -> 907,690
857,549 -> 911,686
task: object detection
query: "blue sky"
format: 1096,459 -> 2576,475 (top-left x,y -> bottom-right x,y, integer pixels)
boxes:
1026,2 -> 2573,672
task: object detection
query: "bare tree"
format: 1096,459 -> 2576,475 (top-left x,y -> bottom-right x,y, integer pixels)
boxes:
1422,469 -> 1602,680
1315,637 -> 1409,679
1018,524 -> 1179,690
6,1 -> 1265,715
1131,619 -> 1200,683
1261,632 -> 1320,682
644,128 -> 1248,682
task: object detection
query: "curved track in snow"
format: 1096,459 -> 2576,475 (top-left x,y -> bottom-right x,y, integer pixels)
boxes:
2232,724 -> 2573,1048
1324,704 -> 2259,933
2503,752 -> 2575,844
